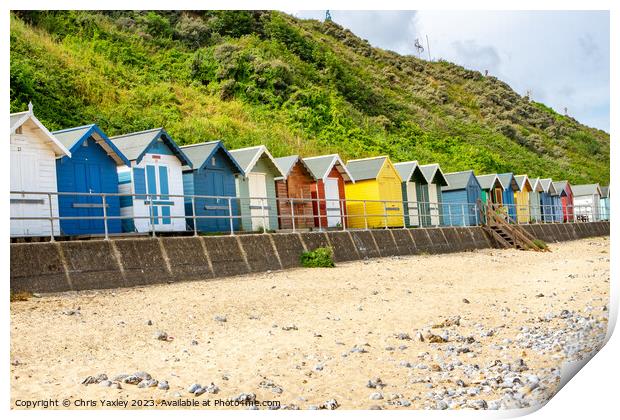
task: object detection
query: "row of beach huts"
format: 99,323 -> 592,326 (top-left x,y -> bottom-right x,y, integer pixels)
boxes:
10,105 -> 610,237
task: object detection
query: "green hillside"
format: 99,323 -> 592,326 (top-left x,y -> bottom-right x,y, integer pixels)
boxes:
10,11 -> 610,184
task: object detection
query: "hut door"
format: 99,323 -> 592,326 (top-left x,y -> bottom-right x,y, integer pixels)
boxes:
248,172 -> 268,230
428,184 -> 440,226
324,177 -> 341,227
416,183 -> 430,227
145,163 -> 173,230
10,146 -> 41,236
406,182 -> 419,227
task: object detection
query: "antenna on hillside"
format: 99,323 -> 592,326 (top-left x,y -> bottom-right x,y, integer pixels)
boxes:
484,69 -> 488,76
414,38 -> 424,58
426,35 -> 432,61
325,10 -> 332,22
525,89 -> 532,101
564,107 -> 569,116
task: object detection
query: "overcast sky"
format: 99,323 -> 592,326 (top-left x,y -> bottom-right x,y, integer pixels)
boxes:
286,10 -> 610,132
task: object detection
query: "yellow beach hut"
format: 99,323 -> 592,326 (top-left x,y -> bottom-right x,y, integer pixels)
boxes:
514,175 -> 533,223
344,156 -> 404,228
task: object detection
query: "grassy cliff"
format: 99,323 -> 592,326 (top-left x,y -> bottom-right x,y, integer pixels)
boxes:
10,11 -> 610,183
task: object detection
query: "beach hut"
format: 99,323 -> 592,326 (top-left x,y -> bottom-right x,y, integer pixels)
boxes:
10,104 -> 71,237
538,178 -> 559,222
441,170 -> 482,226
513,175 -> 533,223
419,163 -> 449,226
394,161 -> 427,227
600,186 -> 610,221
572,184 -> 602,222
53,124 -> 130,235
553,181 -> 574,222
229,145 -> 285,231
302,154 -> 354,229
344,156 -> 404,228
497,173 -> 520,222
111,128 -> 192,233
273,155 -> 316,230
181,141 -> 244,233
476,174 -> 504,206
527,177 -> 544,223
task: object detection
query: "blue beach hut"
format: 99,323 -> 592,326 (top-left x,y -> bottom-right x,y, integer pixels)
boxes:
497,173 -> 520,221
181,141 -> 244,232
441,170 -> 481,226
538,178 -> 558,222
53,124 -> 130,235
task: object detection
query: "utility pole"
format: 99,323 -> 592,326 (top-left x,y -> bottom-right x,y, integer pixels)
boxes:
426,35 -> 432,61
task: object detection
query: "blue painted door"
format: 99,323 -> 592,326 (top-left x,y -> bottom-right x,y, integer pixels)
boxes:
193,149 -> 240,233
195,169 -> 229,232
466,183 -> 479,225
503,188 -> 517,221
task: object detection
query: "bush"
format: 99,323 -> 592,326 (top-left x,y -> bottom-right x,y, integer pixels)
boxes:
174,14 -> 211,48
300,247 -> 335,268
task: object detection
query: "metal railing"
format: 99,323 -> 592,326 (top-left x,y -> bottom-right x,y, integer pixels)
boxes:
10,190 -> 608,241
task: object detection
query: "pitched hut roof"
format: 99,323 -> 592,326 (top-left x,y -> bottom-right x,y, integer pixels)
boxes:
302,154 -> 353,182
180,140 -> 243,174
229,145 -> 285,178
53,124 -> 130,166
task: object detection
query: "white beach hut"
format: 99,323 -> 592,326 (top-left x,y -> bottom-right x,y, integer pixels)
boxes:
10,104 -> 71,237
110,128 -> 192,233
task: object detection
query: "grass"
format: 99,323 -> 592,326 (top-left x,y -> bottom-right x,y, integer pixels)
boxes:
531,239 -> 549,250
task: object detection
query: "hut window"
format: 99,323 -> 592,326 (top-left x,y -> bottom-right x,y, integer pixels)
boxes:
211,157 -> 217,166
82,139 -> 89,147
15,126 -> 22,134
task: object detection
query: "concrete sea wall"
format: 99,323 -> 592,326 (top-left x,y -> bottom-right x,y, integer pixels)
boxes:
10,222 -> 609,294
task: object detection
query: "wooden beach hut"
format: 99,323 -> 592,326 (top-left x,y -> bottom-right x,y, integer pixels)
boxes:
111,128 -> 192,233
344,156 -> 404,228
538,178 -> 559,222
10,104 -> 71,237
441,170 -> 482,226
273,155 -> 316,230
180,141 -> 244,232
553,180 -> 574,222
419,163 -> 449,226
53,124 -> 130,236
302,154 -> 354,229
476,174 -> 504,206
229,145 -> 285,232
513,175 -> 533,223
394,161 -> 427,227
527,177 -> 544,223
572,184 -> 602,222
600,186 -> 610,221
497,173 -> 520,221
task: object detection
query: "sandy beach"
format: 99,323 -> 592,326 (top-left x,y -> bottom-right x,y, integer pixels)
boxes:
10,237 -> 609,410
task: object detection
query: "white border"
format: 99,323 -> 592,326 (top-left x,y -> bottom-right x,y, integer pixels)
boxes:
3,2 -> 616,419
